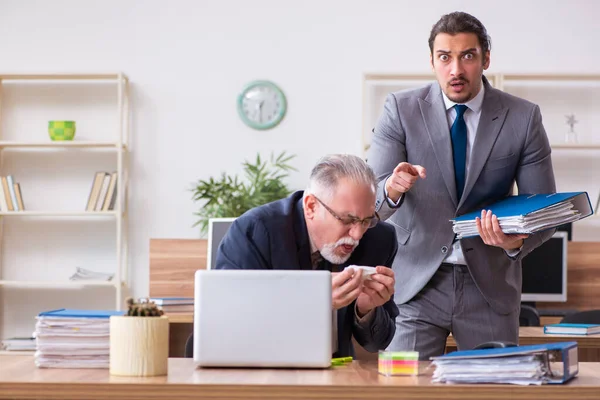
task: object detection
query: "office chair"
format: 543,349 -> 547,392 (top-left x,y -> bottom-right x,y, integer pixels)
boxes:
184,333 -> 194,358
560,310 -> 600,324
519,304 -> 540,327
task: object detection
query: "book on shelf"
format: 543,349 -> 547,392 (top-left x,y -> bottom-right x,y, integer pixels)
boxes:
0,177 -> 10,211
13,182 -> 25,210
451,192 -> 592,239
544,323 -> 600,335
102,172 -> 118,211
0,175 -> 25,211
6,175 -> 19,211
147,297 -> 194,306
85,171 -> 117,212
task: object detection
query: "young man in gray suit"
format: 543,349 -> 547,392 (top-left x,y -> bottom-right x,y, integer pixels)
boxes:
367,11 -> 556,359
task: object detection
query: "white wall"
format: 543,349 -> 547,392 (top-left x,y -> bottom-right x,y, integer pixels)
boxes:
0,0 -> 599,337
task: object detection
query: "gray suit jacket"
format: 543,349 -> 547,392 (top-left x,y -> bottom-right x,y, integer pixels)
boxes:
368,76 -> 556,315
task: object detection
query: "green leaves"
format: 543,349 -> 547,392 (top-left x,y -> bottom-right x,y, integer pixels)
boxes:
191,151 -> 297,234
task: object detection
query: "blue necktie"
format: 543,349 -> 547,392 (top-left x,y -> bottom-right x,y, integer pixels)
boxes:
451,104 -> 468,201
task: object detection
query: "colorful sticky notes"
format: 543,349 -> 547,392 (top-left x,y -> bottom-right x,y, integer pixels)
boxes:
378,351 -> 419,376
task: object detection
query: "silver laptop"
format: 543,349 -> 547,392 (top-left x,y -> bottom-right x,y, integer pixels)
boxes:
193,269 -> 332,368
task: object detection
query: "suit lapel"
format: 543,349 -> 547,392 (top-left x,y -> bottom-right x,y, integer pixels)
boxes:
458,83 -> 508,209
420,82 -> 458,206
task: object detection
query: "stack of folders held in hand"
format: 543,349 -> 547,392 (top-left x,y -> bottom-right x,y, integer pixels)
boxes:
431,342 -> 579,385
34,309 -> 125,369
451,192 -> 593,239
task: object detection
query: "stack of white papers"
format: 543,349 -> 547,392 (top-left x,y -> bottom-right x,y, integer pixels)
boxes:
69,267 -> 114,281
432,355 -> 547,385
451,192 -> 592,239
34,309 -> 124,369
430,342 -> 579,385
1,337 -> 36,351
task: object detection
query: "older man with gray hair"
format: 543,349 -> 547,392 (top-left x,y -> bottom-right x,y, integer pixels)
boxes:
216,154 -> 399,358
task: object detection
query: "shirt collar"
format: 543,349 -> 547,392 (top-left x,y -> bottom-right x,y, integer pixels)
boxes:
442,79 -> 485,113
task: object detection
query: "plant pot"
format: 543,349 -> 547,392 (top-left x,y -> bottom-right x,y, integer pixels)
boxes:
109,315 -> 169,376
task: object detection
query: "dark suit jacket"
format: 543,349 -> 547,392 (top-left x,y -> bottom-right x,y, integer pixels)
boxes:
215,190 -> 399,357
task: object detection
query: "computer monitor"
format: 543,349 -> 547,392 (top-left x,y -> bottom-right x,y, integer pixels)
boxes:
206,217 -> 236,270
521,231 -> 568,302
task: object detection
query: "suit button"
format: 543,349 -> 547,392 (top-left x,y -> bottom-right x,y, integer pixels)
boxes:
441,246 -> 448,254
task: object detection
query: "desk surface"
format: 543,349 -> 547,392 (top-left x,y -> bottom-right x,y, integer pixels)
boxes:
1,355 -> 600,400
166,313 -> 193,324
446,327 -> 600,348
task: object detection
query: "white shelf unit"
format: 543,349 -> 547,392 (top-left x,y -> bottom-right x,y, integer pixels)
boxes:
0,72 -> 129,332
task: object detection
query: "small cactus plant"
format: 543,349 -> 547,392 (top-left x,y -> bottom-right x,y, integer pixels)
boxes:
125,297 -> 164,317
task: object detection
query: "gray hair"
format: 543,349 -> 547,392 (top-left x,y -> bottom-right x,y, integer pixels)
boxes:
305,154 -> 377,200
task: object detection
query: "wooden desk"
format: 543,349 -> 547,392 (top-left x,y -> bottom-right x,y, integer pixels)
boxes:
167,313 -> 193,324
446,327 -> 600,361
1,355 -> 600,400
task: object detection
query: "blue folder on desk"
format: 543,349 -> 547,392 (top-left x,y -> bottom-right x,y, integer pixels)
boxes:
38,309 -> 126,318
431,341 -> 579,384
451,192 -> 593,239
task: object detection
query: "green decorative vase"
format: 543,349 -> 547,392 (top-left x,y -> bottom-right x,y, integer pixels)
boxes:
48,120 -> 76,141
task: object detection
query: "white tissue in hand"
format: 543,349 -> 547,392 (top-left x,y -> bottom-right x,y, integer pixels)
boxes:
345,265 -> 377,280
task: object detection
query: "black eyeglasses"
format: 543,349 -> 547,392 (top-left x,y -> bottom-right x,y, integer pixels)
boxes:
313,195 -> 379,230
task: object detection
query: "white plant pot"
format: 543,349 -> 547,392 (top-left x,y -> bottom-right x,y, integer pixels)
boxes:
109,315 -> 169,376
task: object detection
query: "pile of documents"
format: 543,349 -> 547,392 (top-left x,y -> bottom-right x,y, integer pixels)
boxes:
147,297 -> 194,313
1,336 -> 36,351
431,342 -> 579,385
69,267 -> 114,281
451,192 -> 592,239
34,309 -> 124,369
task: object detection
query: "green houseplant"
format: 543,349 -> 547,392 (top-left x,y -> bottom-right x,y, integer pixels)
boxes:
191,151 -> 297,235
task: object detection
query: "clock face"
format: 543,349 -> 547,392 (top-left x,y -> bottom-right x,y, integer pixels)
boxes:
237,80 -> 287,130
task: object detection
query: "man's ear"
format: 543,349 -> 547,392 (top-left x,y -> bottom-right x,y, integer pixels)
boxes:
482,51 -> 491,70
303,194 -> 317,219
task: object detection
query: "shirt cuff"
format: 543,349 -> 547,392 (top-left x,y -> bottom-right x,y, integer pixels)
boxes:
354,304 -> 375,326
505,244 -> 523,259
383,178 -> 403,207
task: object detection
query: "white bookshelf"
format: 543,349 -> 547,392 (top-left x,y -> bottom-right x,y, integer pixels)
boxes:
0,211 -> 119,217
0,280 -> 119,288
0,141 -> 127,149
0,72 -> 129,338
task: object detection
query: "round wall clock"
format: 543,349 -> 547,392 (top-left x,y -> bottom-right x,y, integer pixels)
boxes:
237,80 -> 287,130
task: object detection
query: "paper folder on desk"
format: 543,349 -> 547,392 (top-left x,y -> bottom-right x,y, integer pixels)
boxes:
451,192 -> 593,239
38,309 -> 126,318
34,309 -> 125,369
431,341 -> 579,385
